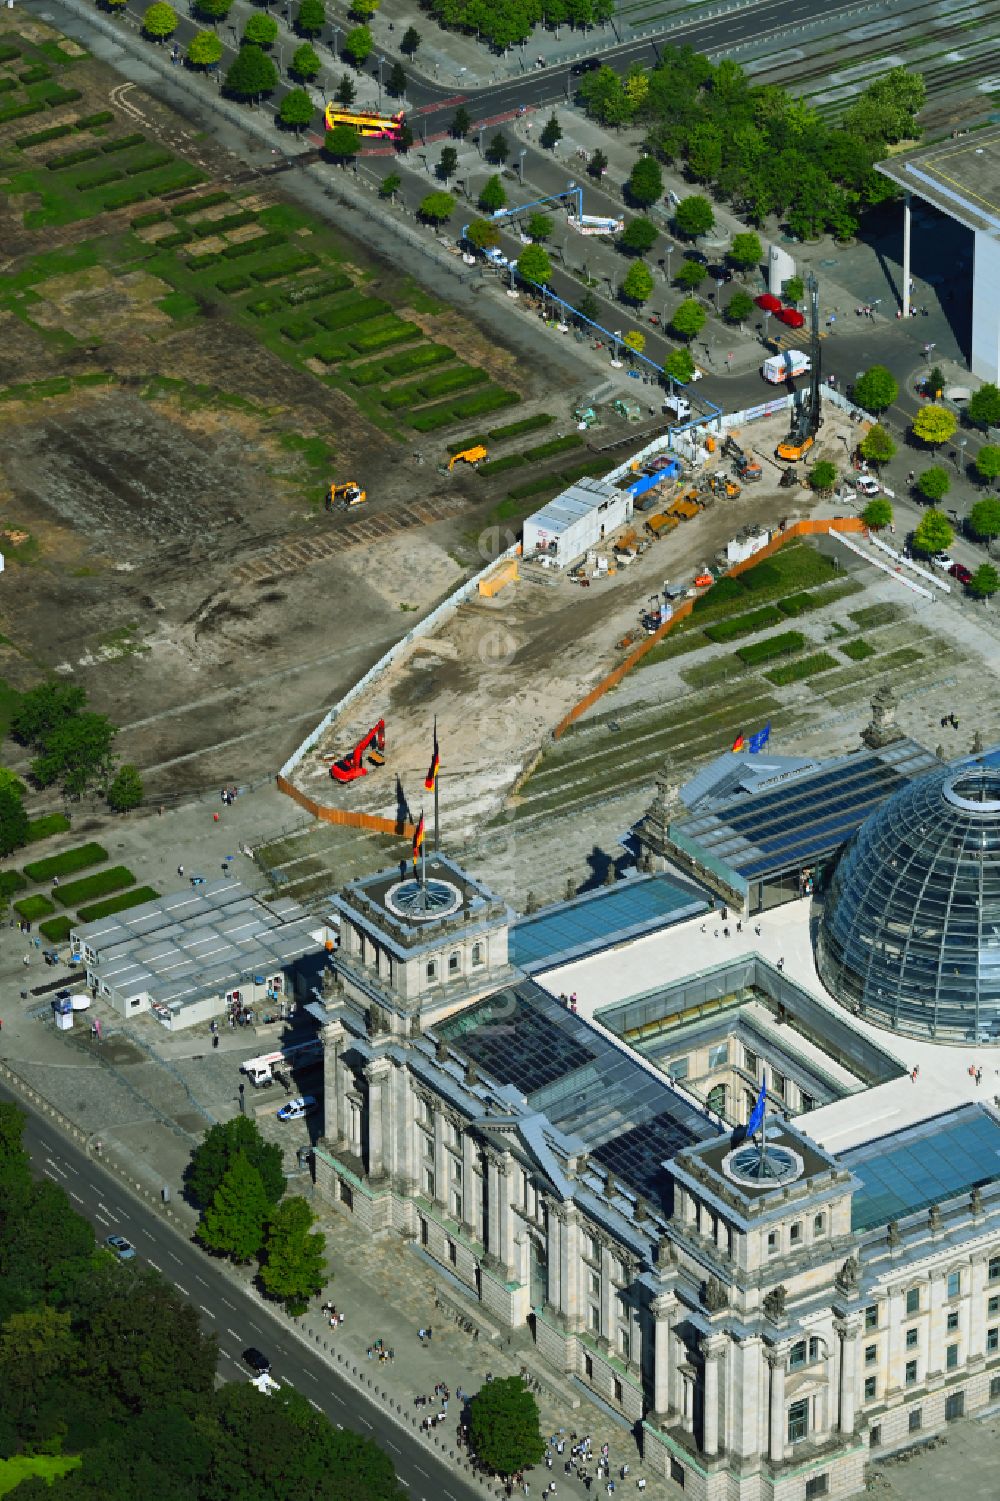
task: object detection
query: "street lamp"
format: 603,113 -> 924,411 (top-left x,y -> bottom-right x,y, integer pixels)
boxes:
518,148 -> 526,184
377,55 -> 384,110
956,436 -> 968,474
763,310 -> 771,343
478,128 -> 484,157
666,244 -> 674,282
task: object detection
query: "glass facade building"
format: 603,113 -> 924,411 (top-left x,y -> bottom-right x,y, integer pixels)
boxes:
816,761 -> 1000,1042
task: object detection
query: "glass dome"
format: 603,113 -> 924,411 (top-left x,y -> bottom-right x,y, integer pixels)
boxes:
816,760 -> 1000,1042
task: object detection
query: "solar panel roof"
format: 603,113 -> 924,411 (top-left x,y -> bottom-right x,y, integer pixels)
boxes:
510,875 -> 709,973
844,1105 -> 1000,1231
438,986 -> 598,1097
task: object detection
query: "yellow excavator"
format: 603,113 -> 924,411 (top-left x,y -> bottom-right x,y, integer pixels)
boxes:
327,481 -> 366,511
448,445 -> 488,471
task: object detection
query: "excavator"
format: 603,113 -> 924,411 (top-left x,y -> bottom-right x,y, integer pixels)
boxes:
329,719 -> 386,782
448,445 -> 487,471
776,273 -> 822,463
327,481 -> 366,511
722,435 -> 762,483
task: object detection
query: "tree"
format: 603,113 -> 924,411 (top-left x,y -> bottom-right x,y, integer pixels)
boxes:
186,1116 -> 286,1208
197,1155 -> 271,1262
324,123 -> 362,161
350,0 -> 378,15
418,191 -> 456,225
0,767 -> 25,801
466,217 -> 500,250
32,713 -> 117,798
725,289 -> 754,326
400,24 -> 421,55
666,347 -> 696,385
517,244 -> 552,285
808,460 -> 838,494
0,785 -> 28,859
976,444 -> 1000,484
437,146 -> 458,181
526,211 -> 553,241
143,2 -> 178,38
334,71 -> 356,105
224,44 -> 278,99
187,30 -> 223,65
107,764 -> 143,813
969,563 -> 1000,599
852,364 -> 898,414
728,231 -> 762,272
379,172 -> 401,200
859,424 -> 896,466
451,105 -> 471,138
193,0 -> 231,21
676,259 -> 707,291
478,174 -> 506,213
469,1376 -> 546,1478
388,61 -> 406,97
575,290 -> 600,323
674,194 -> 714,238
912,403 -> 957,447
396,122 -> 414,153
280,88 -> 315,131
486,131 -> 509,165
621,260 -> 654,304
620,217 -> 657,254
343,24 -> 372,66
912,508 -> 953,556
969,496 -> 1000,546
671,297 -> 706,340
968,383 -> 1000,430
623,329 -> 646,358
917,466 -> 950,503
926,364 -> 944,399
296,0 -> 325,36
862,497 -> 893,530
243,11 -> 277,45
540,113 -> 562,150
588,148 -> 608,178
783,274 -> 804,304
290,43 -> 320,80
259,1196 -> 327,1313
627,155 -> 663,207
11,682 -> 86,748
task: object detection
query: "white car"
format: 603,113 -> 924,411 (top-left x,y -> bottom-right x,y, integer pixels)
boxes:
931,553 -> 954,571
854,475 -> 881,498
483,247 -> 509,269
277,1095 -> 318,1122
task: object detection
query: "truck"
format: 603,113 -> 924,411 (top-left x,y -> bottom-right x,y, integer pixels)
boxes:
662,394 -> 692,422
567,214 -> 625,236
240,1038 -> 323,1089
762,352 -> 811,384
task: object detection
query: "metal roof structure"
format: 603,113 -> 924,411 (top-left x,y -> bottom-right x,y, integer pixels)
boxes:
843,1105 -> 1000,1231
523,476 -> 620,539
510,873 -> 709,973
73,880 -> 319,1016
877,127 -> 1000,239
679,753 -> 820,812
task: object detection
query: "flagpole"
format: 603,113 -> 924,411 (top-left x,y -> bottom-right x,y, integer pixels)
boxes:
434,773 -> 440,853
757,1089 -> 767,1175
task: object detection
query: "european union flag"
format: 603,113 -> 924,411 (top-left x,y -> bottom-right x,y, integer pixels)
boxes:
747,1073 -> 767,1137
748,722 -> 771,754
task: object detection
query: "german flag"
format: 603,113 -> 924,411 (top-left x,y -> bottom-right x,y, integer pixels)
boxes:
412,812 -> 425,868
424,725 -> 440,793
732,733 -> 745,752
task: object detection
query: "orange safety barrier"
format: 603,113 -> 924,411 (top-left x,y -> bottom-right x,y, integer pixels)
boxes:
276,774 -> 416,837
552,516 -> 866,739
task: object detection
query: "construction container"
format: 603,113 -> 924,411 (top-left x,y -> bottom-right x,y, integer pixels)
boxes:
646,514 -> 681,537
479,560 -> 519,597
668,497 -> 702,521
523,478 -> 631,569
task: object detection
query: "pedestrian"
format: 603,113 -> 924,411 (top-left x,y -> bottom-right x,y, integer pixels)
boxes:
178,865 -> 184,877
212,1034 -> 219,1049
637,1481 -> 647,1492
737,919 -> 743,933
52,875 -> 59,888
754,923 -> 762,936
977,1068 -> 983,1086
777,956 -> 785,972
22,954 -> 29,968
911,1066 -> 917,1083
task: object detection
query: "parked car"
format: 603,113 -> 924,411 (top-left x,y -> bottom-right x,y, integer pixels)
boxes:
949,562 -> 974,585
854,475 -> 881,498
775,307 -> 805,328
931,553 -> 955,571
708,264 -> 734,283
571,57 -> 601,74
243,1347 -> 270,1375
277,1095 -> 318,1122
105,1234 -> 136,1262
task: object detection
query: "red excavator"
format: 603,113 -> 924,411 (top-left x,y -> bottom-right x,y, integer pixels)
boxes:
329,719 -> 386,782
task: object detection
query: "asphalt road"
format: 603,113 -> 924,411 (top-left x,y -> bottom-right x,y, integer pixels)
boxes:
0,1079 -> 482,1501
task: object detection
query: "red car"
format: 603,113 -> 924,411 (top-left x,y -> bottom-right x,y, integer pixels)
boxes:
775,307 -> 805,328
949,562 -> 973,586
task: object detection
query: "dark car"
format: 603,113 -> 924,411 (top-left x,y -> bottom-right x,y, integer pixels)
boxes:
708,264 -> 734,283
243,1347 -> 270,1375
571,57 -> 601,75
949,562 -> 974,586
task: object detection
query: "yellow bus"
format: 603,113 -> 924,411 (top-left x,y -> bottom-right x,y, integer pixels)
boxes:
324,106 -> 406,141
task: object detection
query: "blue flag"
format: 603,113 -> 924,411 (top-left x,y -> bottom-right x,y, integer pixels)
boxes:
748,722 -> 771,754
747,1073 -> 767,1137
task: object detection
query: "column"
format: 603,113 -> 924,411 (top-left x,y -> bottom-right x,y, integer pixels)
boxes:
902,192 -> 912,319
601,1243 -> 615,1346
652,1294 -> 676,1418
767,1349 -> 786,1463
498,1155 -> 516,1271
433,1108 -> 447,1206
836,1318 -> 859,1435
927,1275 -> 945,1377
967,1259 -> 986,1362
548,1209 -> 562,1311
486,1154 -> 501,1257
561,1207 -> 581,1326
702,1337 -> 723,1457
364,1060 -> 389,1178
322,1021 -> 345,1146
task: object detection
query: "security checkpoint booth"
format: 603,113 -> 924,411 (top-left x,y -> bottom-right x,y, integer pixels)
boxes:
522,476 -> 632,570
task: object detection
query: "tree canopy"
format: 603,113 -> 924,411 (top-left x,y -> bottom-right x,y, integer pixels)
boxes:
466,217 -> 500,250
187,1116 -> 286,1210
728,231 -> 762,271
623,329 -> 646,356
621,260 -> 654,303
620,216 -> 658,254
0,784 -> 29,860
912,403 -> 957,447
975,444 -> 1000,483
259,1196 -> 327,1313
197,1155 -> 271,1263
324,123 -> 362,160
859,424 -> 896,466
862,497 -> 893,530
852,365 -> 898,414
343,24 -> 373,65
486,131 -> 509,165
967,383 -> 1000,430
917,465 -> 950,503
968,496 -> 1000,544
517,244 -> 552,285
451,104 -> 471,137
526,211 -> 553,241
478,174 -> 507,213
676,259 -> 707,291
808,460 -> 838,494
107,764 -> 144,813
187,30 -> 223,65
296,0 -> 326,35
291,43 -> 321,79
912,508 -> 953,556
969,563 -> 1000,599
627,155 -> 663,207
143,3 -> 178,38
671,297 -> 706,340
243,11 -> 277,45
437,145 -> 458,180
665,347 -> 696,384
418,191 -> 456,224
674,194 -> 714,238
224,44 -> 278,98
539,113 -> 562,150
724,289 -> 754,325
469,1376 -> 546,1478
280,88 -> 315,131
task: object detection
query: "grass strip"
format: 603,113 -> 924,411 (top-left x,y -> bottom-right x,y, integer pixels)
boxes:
26,812 -> 71,843
23,841 -> 108,882
15,893 -> 55,921
55,866 -> 135,908
39,915 -> 73,943
77,885 -> 158,923
765,651 -> 839,685
736,630 -> 806,666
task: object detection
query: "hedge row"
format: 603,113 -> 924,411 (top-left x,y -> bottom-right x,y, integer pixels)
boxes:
24,841 -> 108,882
16,122 -> 74,147
56,866 -> 135,908
478,453 -> 525,477
247,294 -> 283,317
77,110 -> 115,129
315,295 -> 389,331
382,366 -> 485,411
349,318 -> 420,354
253,250 -> 317,283
0,77 -> 19,94
524,433 -> 584,462
840,638 -> 875,661
187,209 -> 256,239
26,812 -> 72,843
409,385 -> 518,434
0,871 -> 27,899
776,591 -> 823,617
170,190 -> 229,216
0,101 -> 46,125
281,317 -> 314,343
765,651 -> 839,685
102,132 -> 145,155
448,411 -> 550,456
35,85 -> 81,107
0,44 -> 21,61
39,916 -> 73,943
46,144 -> 101,170
15,894 -> 55,922
77,885 -> 158,923
75,168 -> 124,191
704,606 -> 785,644
216,273 -> 252,294
20,65 -> 52,84
131,208 -> 168,228
736,631 -> 806,667
284,272 -> 351,304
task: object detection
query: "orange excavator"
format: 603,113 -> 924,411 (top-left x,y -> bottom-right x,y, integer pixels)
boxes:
329,719 -> 386,782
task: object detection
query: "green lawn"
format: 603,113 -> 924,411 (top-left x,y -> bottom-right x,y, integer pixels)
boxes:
26,811 -> 72,843
55,865 -> 134,907
24,841 -> 107,882
14,893 -> 55,921
0,1454 -> 80,1497
77,885 -> 157,922
39,914 -> 73,943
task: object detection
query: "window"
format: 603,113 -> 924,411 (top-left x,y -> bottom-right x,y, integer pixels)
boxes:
909,1409 -> 922,1433
789,1341 -> 807,1370
905,1360 -> 918,1387
670,1459 -> 685,1489
945,1392 -> 964,1422
130,998 -> 141,1009
448,951 -> 460,975
451,1194 -> 463,1221
426,960 -> 437,982
448,1240 -> 457,1266
422,1131 -> 434,1160
424,1168 -> 435,1197
946,1344 -> 959,1371
452,1160 -> 463,1184
584,1354 -> 593,1380
809,1336 -> 821,1361
708,1043 -> 728,1069
419,1217 -> 428,1246
589,1271 -> 601,1297
947,1270 -> 962,1300
584,1232 -> 598,1262
814,1213 -> 825,1235
987,1327 -> 999,1354
989,1296 -> 1000,1317
618,1328 -> 631,1362
772,1072 -> 785,1101
864,1376 -> 877,1400
805,1477 -> 828,1500
668,1057 -> 690,1081
988,1254 -> 1000,1283
865,1344 -> 877,1366
865,1305 -> 879,1331
906,1288 -> 921,1316
471,941 -> 484,966
869,1425 -> 881,1450
947,1311 -> 959,1333
787,1399 -> 809,1444
589,1305 -> 600,1333
613,1377 -> 623,1403
744,1047 -> 758,1076
906,1329 -> 918,1350
767,1230 -> 779,1256
991,1376 -> 1000,1400
790,1222 -> 802,1245
801,1092 -> 815,1113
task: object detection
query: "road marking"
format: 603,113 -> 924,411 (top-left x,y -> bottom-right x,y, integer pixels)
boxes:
175,1285 -> 190,1296
249,1322 -> 263,1334
302,1369 -> 318,1382
335,1423 -> 343,1430
327,1391 -> 345,1406
199,1304 -> 216,1319
221,1298 -> 236,1311
39,1139 -> 56,1153
43,1168 -> 60,1182
226,1329 -> 241,1340
147,1261 -> 162,1272
414,1467 -> 428,1477
387,1441 -> 401,1453
195,1274 -> 209,1286
308,1399 -> 322,1412
167,1250 -> 182,1263
95,1213 -> 111,1227
358,1418 -> 372,1430
70,1191 -> 84,1204
45,1157 -> 67,1178
397,1480 -> 410,1489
